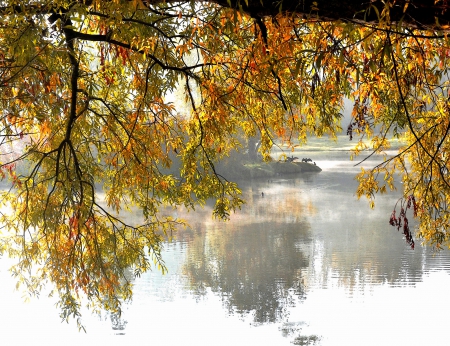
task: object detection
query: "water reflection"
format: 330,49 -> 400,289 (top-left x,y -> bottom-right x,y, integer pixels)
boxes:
3,148 -> 450,345
183,221 -> 309,323
172,178 -> 313,323
177,169 -> 445,323
153,153 -> 450,343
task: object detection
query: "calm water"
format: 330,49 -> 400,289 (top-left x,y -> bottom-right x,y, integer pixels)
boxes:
2,144 -> 450,345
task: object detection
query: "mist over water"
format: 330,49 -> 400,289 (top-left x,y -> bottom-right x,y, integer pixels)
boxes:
1,140 -> 450,346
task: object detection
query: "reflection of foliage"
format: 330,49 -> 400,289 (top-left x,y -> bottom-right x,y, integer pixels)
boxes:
280,322 -> 322,345
296,173 -> 436,292
280,321 -> 305,337
182,220 -> 309,323
292,335 -> 322,346
110,312 -> 128,331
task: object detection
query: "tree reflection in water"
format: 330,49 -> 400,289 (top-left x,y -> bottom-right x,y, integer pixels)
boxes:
180,179 -> 312,324
169,169 -> 450,343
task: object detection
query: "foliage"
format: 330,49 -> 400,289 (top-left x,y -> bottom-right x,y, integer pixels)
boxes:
1,0 -> 450,324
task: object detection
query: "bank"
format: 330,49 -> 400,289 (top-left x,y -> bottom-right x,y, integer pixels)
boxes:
221,161 -> 322,180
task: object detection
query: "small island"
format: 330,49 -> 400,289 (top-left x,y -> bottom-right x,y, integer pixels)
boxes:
216,156 -> 322,180
241,160 -> 321,179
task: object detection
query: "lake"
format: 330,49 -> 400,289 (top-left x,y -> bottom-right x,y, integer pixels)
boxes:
1,142 -> 450,346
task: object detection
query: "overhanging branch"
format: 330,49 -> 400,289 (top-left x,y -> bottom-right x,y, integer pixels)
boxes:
2,1 -> 450,30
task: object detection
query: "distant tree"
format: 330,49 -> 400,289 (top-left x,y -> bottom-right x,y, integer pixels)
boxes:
1,0 -> 450,325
